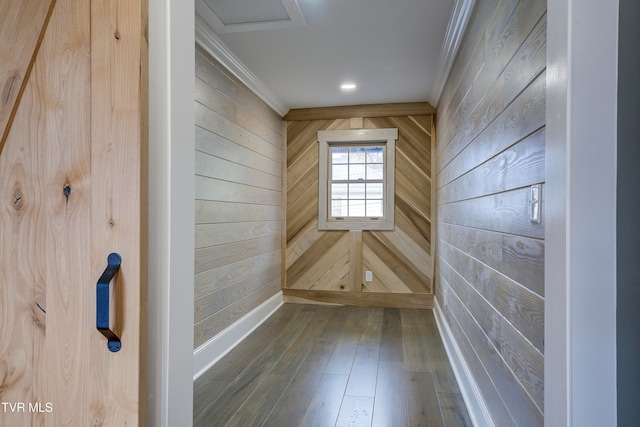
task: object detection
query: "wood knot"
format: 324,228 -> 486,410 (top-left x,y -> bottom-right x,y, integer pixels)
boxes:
13,190 -> 23,210
63,184 -> 71,203
2,74 -> 18,106
114,31 -> 121,40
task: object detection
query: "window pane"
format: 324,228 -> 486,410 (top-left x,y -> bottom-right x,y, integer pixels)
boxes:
366,164 -> 383,179
366,183 -> 384,199
331,199 -> 348,217
331,183 -> 348,200
366,146 -> 384,163
332,164 -> 348,180
326,143 -> 390,220
349,164 -> 366,180
366,200 -> 384,217
349,146 -> 366,163
349,199 -> 366,217
331,147 -> 349,164
349,183 -> 365,199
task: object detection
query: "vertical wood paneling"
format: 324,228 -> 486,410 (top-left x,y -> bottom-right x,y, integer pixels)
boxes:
194,47 -> 283,349
0,0 -> 56,155
1,0 -> 148,424
435,0 -> 546,424
285,111 -> 433,307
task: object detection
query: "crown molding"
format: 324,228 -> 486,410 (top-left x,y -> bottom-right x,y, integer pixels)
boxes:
195,13 -> 290,116
430,0 -> 477,107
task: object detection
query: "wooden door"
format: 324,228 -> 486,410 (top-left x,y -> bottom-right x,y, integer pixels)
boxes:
0,0 -> 147,425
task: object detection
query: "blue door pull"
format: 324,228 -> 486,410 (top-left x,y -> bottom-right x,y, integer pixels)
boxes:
96,253 -> 122,352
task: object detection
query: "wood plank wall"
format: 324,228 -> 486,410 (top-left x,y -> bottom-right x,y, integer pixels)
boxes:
193,46 -> 284,349
284,107 -> 434,308
434,0 -> 546,425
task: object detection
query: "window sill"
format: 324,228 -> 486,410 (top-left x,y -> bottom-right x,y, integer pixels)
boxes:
317,219 -> 395,231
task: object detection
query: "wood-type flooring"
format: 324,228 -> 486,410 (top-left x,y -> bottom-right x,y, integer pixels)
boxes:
194,304 -> 471,426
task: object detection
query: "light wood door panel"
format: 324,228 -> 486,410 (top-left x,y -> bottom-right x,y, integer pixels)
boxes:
0,0 -> 55,154
0,0 -> 147,425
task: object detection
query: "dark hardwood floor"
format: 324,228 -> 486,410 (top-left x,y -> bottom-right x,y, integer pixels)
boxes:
194,304 -> 471,427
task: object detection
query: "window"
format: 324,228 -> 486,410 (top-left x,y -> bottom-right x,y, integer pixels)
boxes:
317,128 -> 397,230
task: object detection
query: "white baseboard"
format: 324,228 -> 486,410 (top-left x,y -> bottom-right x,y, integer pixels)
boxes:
433,299 -> 494,427
193,291 -> 284,380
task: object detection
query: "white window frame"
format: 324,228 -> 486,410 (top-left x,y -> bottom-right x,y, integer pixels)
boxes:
317,128 -> 397,231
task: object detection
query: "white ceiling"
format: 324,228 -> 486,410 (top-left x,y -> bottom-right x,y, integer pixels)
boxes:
196,0 -> 474,112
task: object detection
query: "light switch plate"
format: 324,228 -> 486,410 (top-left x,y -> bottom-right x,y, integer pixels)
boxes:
365,271 -> 373,282
530,184 -> 542,223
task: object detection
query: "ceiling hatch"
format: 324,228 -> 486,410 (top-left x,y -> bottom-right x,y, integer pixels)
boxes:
197,0 -> 307,33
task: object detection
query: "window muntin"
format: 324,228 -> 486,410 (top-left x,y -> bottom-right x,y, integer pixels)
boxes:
317,128 -> 397,231
329,144 -> 385,219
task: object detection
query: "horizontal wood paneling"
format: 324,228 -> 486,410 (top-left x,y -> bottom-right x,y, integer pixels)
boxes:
194,279 -> 282,348
438,239 -> 544,352
438,128 -> 545,204
438,72 -> 546,189
194,47 -> 283,349
438,186 -> 545,239
285,112 -> 433,307
435,0 -> 546,424
196,200 -> 281,224
195,221 -> 281,249
195,235 -> 281,274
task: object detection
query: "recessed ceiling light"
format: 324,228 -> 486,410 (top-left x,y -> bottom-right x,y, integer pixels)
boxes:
341,83 -> 356,91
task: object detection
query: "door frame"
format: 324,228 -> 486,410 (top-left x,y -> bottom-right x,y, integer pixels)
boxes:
146,0 -> 621,426
546,0 -> 618,426
147,0 -> 195,426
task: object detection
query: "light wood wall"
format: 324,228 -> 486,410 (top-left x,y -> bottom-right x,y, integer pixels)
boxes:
435,0 -> 546,425
193,46 -> 284,349
284,105 -> 434,308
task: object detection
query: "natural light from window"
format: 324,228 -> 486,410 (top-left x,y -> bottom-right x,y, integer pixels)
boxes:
330,145 -> 384,218
317,128 -> 397,231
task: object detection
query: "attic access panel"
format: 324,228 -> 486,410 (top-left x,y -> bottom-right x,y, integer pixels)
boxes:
198,0 -> 307,33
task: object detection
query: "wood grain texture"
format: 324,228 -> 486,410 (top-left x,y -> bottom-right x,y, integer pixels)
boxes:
438,239 -> 544,352
284,102 -> 435,121
437,73 -> 546,189
194,279 -> 282,348
283,289 -> 434,309
90,0 -> 149,423
285,111 -> 433,306
437,2 -> 546,162
438,186 -> 545,239
1,0 -> 148,424
349,230 -> 363,291
0,0 -> 55,156
194,304 -> 470,427
439,222 -> 544,297
231,306 -> 332,427
194,50 -> 283,350
194,308 -> 316,426
435,0 -> 546,424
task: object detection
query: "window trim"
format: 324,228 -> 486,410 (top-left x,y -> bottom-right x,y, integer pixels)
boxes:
317,128 -> 397,230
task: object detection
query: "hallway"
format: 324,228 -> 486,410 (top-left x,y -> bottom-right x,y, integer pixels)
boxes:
194,304 -> 470,426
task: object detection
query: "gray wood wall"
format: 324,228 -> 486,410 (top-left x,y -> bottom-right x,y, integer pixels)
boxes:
434,0 -> 546,425
193,46 -> 284,349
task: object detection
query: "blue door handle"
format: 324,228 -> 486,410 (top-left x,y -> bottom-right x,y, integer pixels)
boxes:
96,253 -> 122,352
